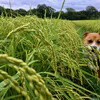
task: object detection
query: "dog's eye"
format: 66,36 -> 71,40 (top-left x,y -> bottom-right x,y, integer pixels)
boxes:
97,40 -> 100,44
88,40 -> 93,43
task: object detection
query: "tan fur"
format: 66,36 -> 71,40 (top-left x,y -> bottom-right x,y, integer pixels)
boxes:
83,32 -> 100,70
83,32 -> 100,47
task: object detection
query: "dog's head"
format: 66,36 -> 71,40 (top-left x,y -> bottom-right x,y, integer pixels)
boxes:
83,32 -> 100,51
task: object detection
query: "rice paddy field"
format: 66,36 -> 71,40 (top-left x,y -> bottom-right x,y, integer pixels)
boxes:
0,15 -> 100,100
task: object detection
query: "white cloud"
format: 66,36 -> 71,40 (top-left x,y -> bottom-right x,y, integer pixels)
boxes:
48,0 -> 54,2
64,0 -> 100,11
0,0 -> 100,11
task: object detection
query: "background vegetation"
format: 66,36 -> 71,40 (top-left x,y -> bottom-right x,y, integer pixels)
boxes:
0,4 -> 100,20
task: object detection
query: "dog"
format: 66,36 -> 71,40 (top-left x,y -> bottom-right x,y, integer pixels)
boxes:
83,32 -> 100,70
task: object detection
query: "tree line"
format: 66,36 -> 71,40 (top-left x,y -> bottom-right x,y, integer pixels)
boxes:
0,4 -> 100,20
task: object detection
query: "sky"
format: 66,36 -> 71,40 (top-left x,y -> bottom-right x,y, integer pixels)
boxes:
0,0 -> 100,12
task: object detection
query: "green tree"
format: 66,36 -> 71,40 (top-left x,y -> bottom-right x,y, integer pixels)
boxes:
66,8 -> 75,12
15,9 -> 27,16
0,6 -> 4,15
86,6 -> 99,19
65,8 -> 76,20
37,4 -> 55,18
46,6 -> 55,17
30,8 -> 37,15
37,4 -> 47,18
86,6 -> 98,13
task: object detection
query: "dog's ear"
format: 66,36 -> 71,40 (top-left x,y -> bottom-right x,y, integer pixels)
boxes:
99,33 -> 100,35
83,32 -> 89,38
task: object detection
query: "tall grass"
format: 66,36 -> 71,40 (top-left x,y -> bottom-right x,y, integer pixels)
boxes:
0,15 -> 100,100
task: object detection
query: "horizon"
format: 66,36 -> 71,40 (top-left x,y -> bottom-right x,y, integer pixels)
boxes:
0,0 -> 100,12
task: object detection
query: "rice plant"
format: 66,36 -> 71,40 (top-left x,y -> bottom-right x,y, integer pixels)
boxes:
0,14 -> 100,100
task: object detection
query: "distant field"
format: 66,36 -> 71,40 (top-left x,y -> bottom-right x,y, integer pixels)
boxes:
73,20 -> 100,32
0,15 -> 100,100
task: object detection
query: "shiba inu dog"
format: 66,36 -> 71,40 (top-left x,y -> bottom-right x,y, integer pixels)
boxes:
83,32 -> 100,50
83,32 -> 100,70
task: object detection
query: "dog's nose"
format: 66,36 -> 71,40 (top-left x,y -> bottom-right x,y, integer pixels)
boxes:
92,46 -> 97,49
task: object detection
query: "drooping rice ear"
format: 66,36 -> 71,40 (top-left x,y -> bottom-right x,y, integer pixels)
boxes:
83,32 -> 89,38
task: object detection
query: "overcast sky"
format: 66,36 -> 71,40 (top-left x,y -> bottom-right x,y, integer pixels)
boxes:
0,0 -> 100,11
